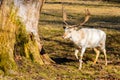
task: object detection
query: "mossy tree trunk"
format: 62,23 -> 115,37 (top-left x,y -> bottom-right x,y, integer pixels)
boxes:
0,0 -> 54,74
0,0 -> 18,74
14,0 -> 54,64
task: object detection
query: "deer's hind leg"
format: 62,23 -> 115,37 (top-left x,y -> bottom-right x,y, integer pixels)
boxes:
100,43 -> 107,66
93,48 -> 100,65
102,49 -> 107,66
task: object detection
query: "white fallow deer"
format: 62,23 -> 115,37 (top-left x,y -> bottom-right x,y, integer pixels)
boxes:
62,8 -> 107,70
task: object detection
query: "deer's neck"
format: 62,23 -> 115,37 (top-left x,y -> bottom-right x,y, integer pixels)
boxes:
70,31 -> 80,42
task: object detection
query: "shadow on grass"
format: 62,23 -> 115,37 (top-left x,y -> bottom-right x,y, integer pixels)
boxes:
40,9 -> 120,30
43,37 -> 74,48
40,20 -> 63,25
89,16 -> 120,24
40,15 -> 120,31
84,24 -> 120,31
45,1 -> 120,8
52,57 -> 76,64
41,12 -> 62,18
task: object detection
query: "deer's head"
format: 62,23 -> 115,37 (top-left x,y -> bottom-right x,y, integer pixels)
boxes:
62,6 -> 91,39
62,25 -> 78,39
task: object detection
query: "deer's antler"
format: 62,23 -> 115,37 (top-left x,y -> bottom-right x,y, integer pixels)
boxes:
62,3 -> 69,25
80,8 -> 91,26
62,3 -> 91,27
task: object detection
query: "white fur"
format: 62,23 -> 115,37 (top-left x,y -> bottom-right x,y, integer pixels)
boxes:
63,27 -> 107,70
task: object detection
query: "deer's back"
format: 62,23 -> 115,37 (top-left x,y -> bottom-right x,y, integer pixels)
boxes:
77,28 -> 106,48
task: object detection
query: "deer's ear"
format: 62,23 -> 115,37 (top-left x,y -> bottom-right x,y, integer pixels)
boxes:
63,26 -> 66,29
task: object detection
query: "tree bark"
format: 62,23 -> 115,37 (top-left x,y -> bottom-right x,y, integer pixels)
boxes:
14,0 -> 44,64
0,0 -> 18,75
14,0 -> 54,64
0,0 -> 54,74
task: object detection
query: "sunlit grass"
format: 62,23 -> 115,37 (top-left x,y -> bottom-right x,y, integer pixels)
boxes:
44,0 -> 120,16
0,0 -> 120,79
38,0 -> 120,79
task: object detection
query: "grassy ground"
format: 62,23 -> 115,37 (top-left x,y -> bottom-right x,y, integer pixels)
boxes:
39,0 -> 120,79
1,0 -> 120,80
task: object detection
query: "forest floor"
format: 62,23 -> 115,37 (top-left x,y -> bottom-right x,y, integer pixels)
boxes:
1,0 -> 120,80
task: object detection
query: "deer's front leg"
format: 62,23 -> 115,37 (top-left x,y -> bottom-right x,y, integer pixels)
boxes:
75,49 -> 79,59
79,47 -> 86,70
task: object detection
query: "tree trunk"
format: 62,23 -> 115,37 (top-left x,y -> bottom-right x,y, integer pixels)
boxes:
0,0 -> 18,75
0,0 -> 54,74
14,0 -> 54,64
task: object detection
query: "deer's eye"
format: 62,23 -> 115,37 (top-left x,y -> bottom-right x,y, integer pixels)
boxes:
63,26 -> 66,29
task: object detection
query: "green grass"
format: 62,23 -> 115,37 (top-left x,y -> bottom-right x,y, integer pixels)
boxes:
1,0 -> 120,80
39,0 -> 120,79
